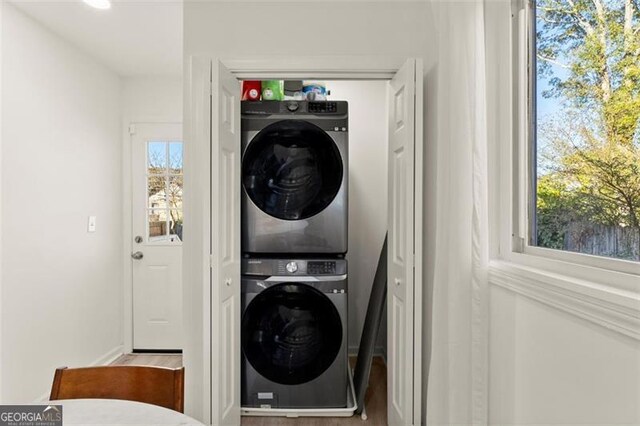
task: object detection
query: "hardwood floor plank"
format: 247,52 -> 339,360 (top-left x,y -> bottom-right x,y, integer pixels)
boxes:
111,354 -> 183,369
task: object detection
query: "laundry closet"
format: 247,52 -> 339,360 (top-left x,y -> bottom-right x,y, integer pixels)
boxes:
238,80 -> 389,418
182,57 -> 422,426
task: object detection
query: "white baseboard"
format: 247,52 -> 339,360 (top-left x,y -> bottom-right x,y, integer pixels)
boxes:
33,345 -> 124,403
93,345 -> 125,367
348,345 -> 386,360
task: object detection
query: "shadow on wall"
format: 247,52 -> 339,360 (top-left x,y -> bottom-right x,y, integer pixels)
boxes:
421,61 -> 439,422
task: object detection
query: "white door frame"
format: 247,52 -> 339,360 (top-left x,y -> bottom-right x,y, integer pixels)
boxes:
184,55 -> 424,425
123,120 -> 182,354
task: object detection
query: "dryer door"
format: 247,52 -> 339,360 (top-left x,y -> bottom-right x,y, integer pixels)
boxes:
241,283 -> 343,385
242,120 -> 343,220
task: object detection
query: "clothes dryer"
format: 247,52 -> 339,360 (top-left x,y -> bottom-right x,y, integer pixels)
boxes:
241,101 -> 348,254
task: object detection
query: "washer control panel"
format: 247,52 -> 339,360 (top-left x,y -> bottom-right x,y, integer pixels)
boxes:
307,261 -> 337,275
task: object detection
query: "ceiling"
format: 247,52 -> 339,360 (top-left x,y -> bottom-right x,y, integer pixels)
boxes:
9,0 -> 183,77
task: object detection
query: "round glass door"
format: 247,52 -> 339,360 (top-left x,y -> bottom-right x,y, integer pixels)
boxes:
241,283 -> 343,385
242,120 -> 343,221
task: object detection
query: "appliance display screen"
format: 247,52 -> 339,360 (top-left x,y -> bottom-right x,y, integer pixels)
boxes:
307,261 -> 336,275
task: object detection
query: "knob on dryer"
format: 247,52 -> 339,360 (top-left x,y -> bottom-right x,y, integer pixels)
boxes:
286,261 -> 298,273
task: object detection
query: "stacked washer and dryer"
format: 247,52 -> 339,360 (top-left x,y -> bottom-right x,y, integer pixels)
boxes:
240,100 -> 350,410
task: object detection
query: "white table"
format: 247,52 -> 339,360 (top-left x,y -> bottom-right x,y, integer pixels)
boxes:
49,399 -> 205,425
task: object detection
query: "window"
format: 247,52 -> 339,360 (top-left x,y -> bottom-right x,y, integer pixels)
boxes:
532,0 -> 640,262
147,141 -> 183,243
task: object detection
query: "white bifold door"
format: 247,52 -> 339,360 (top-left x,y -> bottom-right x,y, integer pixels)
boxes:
203,58 -> 421,426
387,58 -> 422,426
210,60 -> 242,426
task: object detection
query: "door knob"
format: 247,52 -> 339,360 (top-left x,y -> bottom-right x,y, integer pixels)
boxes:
131,251 -> 144,260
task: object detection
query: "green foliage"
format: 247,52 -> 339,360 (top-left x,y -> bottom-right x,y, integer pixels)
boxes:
538,0 -> 640,144
537,175 -> 573,249
536,0 -> 640,259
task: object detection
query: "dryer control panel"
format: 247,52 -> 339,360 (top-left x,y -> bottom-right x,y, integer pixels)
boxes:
307,102 -> 338,113
242,258 -> 347,276
241,100 -> 347,116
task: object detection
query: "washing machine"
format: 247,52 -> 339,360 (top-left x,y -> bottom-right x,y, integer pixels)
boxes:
241,101 -> 348,255
241,257 -> 348,409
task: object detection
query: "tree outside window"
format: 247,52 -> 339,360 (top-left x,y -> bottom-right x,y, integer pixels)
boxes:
535,0 -> 640,261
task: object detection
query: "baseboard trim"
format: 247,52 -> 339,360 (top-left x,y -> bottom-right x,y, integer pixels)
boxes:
94,345 -> 125,366
33,345 -> 124,403
348,345 -> 386,360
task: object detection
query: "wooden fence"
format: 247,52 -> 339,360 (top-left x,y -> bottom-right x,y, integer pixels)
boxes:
565,222 -> 640,261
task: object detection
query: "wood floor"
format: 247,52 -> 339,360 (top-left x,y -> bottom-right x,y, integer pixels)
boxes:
111,353 -> 183,368
112,354 -> 387,425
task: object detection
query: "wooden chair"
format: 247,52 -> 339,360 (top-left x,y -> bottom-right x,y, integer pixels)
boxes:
49,365 -> 184,412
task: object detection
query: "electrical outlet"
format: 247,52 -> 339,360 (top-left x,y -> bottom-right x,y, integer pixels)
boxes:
88,216 -> 97,233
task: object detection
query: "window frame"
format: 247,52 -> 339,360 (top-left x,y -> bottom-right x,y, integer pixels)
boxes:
501,0 -> 640,289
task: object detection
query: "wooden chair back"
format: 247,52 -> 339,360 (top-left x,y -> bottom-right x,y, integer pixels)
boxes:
49,365 -> 184,412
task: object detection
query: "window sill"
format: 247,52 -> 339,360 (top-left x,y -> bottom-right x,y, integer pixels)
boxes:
489,260 -> 640,341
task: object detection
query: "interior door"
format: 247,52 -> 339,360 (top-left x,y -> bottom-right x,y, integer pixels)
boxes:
131,123 -> 183,350
210,60 -> 241,426
388,58 -> 417,426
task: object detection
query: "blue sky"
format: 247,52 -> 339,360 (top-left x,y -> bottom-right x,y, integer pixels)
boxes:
148,141 -> 183,171
537,71 -> 563,120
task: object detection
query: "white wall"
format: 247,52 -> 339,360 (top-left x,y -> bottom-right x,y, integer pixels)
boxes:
1,4 -> 123,402
185,2 -> 434,60
489,285 -> 640,425
327,81 -> 388,356
120,76 -> 183,352
122,77 -> 183,124
485,2 -> 640,425
184,2 -> 437,420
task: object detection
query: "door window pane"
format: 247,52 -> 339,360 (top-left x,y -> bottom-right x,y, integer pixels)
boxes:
145,140 -> 184,244
169,210 -> 183,242
148,142 -> 167,173
169,142 -> 183,174
148,209 -> 168,241
168,176 -> 183,210
148,176 -> 167,209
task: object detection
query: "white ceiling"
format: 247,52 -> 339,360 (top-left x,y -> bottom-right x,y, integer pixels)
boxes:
9,0 -> 183,77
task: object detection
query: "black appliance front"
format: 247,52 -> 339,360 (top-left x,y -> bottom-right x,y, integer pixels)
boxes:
241,278 -> 348,409
242,283 -> 342,385
242,119 -> 343,221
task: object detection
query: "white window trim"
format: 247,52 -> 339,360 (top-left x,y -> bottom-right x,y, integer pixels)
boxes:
488,0 -> 639,340
490,260 -> 640,341
494,0 -> 640,292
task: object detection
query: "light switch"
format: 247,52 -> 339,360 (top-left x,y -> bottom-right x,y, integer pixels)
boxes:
88,216 -> 97,233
